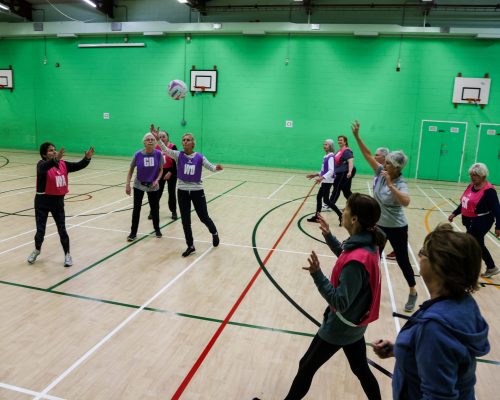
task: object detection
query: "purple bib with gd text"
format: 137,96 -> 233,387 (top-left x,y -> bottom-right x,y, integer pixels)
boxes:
136,150 -> 162,183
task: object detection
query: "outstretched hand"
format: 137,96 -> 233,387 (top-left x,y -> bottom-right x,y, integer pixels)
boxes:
57,147 -> 65,160
302,250 -> 321,274
215,164 -> 223,171
85,146 -> 94,159
317,214 -> 331,236
351,120 -> 360,138
150,124 -> 160,140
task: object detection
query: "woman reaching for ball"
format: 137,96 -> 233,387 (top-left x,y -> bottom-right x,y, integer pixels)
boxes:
283,193 -> 385,400
352,120 -> 418,312
151,125 -> 223,257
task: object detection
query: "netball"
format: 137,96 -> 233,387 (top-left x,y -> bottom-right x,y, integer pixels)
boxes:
168,79 -> 188,100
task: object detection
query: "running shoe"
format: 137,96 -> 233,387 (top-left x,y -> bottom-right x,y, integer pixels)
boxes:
27,249 -> 40,264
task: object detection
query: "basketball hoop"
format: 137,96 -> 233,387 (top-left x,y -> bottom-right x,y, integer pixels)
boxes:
465,98 -> 480,105
193,85 -> 207,96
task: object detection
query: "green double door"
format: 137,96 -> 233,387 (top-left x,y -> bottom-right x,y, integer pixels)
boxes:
476,123 -> 500,185
417,120 -> 467,182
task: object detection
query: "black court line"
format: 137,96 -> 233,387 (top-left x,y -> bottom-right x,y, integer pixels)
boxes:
0,155 -> 9,169
2,279 -> 498,367
0,182 -> 126,219
47,181 -> 246,290
251,195 -> 394,378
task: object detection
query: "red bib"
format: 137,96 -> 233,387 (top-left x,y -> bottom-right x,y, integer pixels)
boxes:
330,247 -> 381,326
460,182 -> 494,217
156,143 -> 175,169
334,146 -> 352,166
45,160 -> 69,195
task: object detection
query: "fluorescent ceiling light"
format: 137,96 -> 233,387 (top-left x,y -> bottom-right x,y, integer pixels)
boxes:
242,30 -> 266,36
476,34 -> 500,39
212,23 -> 222,30
57,33 -> 77,38
0,2 -> 9,11
353,31 -> 379,37
311,24 -> 320,31
177,0 -> 189,3
82,0 -> 97,7
78,43 -> 146,48
143,31 -> 164,36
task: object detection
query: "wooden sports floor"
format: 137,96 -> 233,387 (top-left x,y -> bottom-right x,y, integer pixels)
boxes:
1,149 -> 498,400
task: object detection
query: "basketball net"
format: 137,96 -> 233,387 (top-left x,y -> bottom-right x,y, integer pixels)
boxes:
194,86 -> 207,96
465,98 -> 480,105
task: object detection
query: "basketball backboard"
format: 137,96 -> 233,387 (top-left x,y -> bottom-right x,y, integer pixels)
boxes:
0,68 -> 13,90
190,68 -> 217,95
452,76 -> 490,106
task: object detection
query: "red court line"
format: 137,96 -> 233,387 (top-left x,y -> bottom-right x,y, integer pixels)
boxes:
171,183 -> 317,399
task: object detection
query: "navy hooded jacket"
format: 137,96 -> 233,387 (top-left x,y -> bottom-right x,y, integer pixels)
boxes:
393,294 -> 489,399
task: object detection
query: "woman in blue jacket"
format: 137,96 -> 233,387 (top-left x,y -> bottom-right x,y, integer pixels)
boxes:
373,224 -> 490,400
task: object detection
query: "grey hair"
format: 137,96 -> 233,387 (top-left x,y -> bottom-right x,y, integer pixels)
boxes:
376,147 -> 389,158
468,162 -> 489,177
325,139 -> 335,152
143,132 -> 155,141
386,150 -> 408,170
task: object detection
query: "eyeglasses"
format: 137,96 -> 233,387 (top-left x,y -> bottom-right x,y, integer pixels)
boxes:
418,247 -> 428,258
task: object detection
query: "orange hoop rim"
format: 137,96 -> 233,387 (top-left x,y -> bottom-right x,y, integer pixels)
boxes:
465,98 -> 480,103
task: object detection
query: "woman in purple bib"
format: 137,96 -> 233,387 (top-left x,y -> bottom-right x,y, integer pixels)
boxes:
125,133 -> 164,241
306,139 -> 336,223
152,128 -> 223,257
448,162 -> 500,278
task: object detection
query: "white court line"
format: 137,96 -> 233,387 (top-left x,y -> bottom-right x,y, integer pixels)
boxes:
430,186 -> 500,248
0,382 -> 66,400
0,197 -> 131,253
33,247 -> 214,400
366,180 -> 401,333
71,224 -> 338,259
267,175 -> 295,199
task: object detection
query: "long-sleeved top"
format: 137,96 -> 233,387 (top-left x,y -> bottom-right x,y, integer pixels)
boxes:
36,157 -> 90,194
452,186 -> 500,230
311,231 -> 378,345
156,140 -> 217,191
393,295 -> 490,400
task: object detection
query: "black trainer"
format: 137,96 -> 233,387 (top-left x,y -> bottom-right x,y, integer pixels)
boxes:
155,230 -> 162,238
182,246 -> 196,257
171,212 -> 178,220
127,234 -> 137,242
212,233 -> 220,247
307,216 -> 319,223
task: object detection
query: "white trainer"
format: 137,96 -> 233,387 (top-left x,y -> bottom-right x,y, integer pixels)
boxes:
27,249 -> 40,264
64,253 -> 73,267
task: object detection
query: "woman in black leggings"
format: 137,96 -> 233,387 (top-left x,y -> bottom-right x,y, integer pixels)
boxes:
284,193 -> 385,400
329,134 -> 356,225
306,139 -> 336,223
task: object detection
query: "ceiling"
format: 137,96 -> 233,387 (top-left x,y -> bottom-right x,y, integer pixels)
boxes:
0,0 -> 499,29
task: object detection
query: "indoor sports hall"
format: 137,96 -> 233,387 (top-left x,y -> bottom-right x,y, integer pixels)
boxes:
1,1 -> 499,399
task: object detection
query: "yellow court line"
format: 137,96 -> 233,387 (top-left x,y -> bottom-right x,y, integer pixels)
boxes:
423,202 -> 500,291
423,201 -> 448,233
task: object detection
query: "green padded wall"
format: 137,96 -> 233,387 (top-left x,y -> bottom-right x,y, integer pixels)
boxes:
0,35 -> 499,180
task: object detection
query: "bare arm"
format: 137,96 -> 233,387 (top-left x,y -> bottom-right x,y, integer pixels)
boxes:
383,171 -> 410,206
351,121 -> 380,172
347,158 -> 354,178
125,165 -> 135,196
